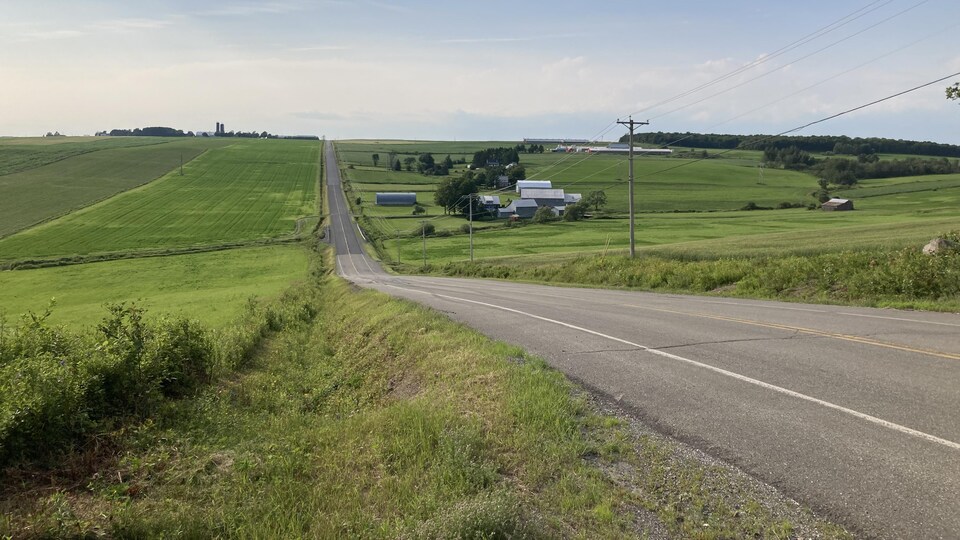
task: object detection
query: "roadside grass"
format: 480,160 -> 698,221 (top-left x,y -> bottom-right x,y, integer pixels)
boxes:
0,139 -> 320,262
0,245 -> 311,330
0,138 -> 230,238
435,232 -> 960,312
0,253 -> 850,538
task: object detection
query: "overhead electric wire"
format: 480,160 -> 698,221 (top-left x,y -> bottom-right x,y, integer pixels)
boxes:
627,0 -> 897,119
646,0 -> 932,122
655,18 -> 960,150
586,70 -> 960,194
532,0 -> 925,182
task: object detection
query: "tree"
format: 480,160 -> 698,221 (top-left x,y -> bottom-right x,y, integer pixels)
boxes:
947,83 -> 960,101
434,175 -> 477,215
583,190 -> 607,212
507,165 -> 526,182
415,222 -> 435,236
403,157 -> 416,171
532,206 -> 556,224
412,204 -> 425,215
372,154 -> 380,167
562,202 -> 588,221
393,159 -> 401,171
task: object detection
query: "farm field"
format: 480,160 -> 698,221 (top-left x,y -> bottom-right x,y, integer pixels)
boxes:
0,137 -> 231,238
0,136 -> 168,176
0,244 -> 310,330
334,141 -> 960,267
0,138 -> 320,262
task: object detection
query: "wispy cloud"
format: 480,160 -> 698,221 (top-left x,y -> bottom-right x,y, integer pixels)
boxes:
359,1 -> 412,14
13,17 -> 175,42
193,2 -> 310,17
16,29 -> 86,41
439,33 -> 589,45
91,18 -> 176,33
289,45 -> 350,52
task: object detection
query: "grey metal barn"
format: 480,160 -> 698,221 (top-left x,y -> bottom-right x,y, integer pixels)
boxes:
375,192 -> 417,206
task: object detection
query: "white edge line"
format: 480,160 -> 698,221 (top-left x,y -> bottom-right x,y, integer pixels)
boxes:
383,283 -> 960,452
356,223 -> 367,242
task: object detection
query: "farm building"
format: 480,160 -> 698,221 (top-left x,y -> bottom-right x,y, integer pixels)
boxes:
375,192 -> 417,206
516,180 -> 552,193
520,188 -> 566,208
822,198 -> 854,211
498,199 -> 539,219
479,195 -> 501,211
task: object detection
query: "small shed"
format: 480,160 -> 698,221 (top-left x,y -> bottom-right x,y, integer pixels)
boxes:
375,192 -> 417,206
822,198 -> 854,211
516,180 -> 552,193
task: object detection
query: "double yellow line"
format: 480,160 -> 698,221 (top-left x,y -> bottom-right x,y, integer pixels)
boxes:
625,305 -> 960,361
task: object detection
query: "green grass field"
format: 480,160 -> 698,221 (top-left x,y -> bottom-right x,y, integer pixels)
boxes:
0,138 -> 231,238
0,139 -> 320,262
0,245 -> 310,329
0,136 -> 169,176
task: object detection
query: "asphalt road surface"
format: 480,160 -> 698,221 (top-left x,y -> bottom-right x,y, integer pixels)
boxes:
324,141 -> 960,539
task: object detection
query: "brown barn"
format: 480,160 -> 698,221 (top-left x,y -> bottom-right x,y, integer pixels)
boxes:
822,198 -> 854,211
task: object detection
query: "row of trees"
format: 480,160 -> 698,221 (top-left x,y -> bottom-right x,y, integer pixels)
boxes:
624,131 -> 960,158
514,143 -> 547,154
97,127 -> 318,140
763,145 -> 960,185
471,147 -> 521,168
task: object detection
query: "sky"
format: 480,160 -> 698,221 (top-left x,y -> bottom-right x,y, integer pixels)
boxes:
2,0 -> 959,143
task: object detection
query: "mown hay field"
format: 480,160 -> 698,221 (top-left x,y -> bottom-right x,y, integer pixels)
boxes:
0,139 -> 320,262
0,137 -> 231,238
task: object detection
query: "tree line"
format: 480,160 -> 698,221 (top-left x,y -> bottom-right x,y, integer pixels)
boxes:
622,131 -> 960,158
97,126 -> 319,140
763,145 -> 960,185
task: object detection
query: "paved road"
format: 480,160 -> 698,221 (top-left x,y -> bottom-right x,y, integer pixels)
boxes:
324,141 -> 960,539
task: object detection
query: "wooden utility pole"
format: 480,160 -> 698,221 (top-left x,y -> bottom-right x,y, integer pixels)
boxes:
421,220 -> 427,269
616,116 -> 649,258
469,194 -> 474,262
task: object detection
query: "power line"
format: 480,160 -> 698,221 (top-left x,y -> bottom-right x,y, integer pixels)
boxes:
589,70 -> 960,193
532,0 -> 926,182
628,0 -> 898,119
647,0 -> 932,122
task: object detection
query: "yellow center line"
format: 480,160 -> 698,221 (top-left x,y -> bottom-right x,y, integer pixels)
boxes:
624,304 -> 960,361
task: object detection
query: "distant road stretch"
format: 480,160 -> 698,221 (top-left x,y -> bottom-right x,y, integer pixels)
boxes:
324,141 -> 960,539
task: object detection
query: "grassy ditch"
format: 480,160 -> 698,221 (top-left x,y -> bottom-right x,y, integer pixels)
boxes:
1,248 -> 849,538
436,232 -> 960,312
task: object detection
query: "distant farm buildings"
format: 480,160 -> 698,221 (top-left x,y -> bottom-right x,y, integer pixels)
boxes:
497,181 -> 583,219
821,198 -> 854,211
375,192 -> 417,206
523,137 -> 590,144
552,143 -> 672,156
515,180 -> 553,193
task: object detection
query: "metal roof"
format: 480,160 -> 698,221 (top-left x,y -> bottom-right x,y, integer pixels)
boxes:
480,195 -> 500,205
521,188 -> 565,199
511,199 -> 539,208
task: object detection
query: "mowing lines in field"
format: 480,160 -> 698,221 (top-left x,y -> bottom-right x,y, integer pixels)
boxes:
0,140 -> 320,260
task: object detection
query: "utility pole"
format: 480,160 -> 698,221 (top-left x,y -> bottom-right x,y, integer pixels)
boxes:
616,116 -> 649,258
468,194 -> 474,262
180,152 -> 184,176
397,228 -> 401,265
421,220 -> 427,269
